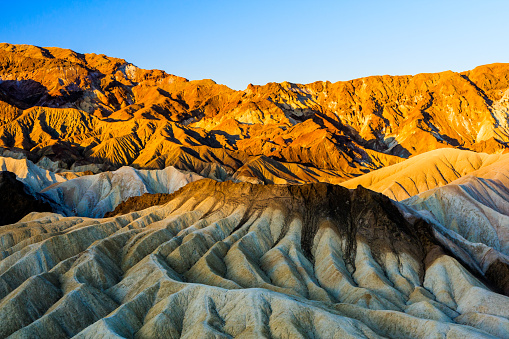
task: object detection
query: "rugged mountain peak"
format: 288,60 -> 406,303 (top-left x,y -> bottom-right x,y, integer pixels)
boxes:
0,42 -> 186,117
0,44 -> 508,182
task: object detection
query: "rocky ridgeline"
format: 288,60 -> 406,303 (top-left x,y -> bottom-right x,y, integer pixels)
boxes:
0,180 -> 508,337
0,44 -> 508,184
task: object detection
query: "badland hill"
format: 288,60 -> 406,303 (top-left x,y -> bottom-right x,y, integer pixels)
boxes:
1,44 -> 509,338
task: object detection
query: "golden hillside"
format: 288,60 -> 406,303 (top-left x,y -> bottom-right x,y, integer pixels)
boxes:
0,43 -> 507,182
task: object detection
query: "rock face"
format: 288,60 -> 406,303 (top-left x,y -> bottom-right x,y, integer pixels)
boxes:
41,166 -> 204,218
403,153 -> 509,296
2,43 -> 509,338
0,156 -> 72,192
1,43 -> 509,184
1,180 -> 508,338
0,171 -> 51,225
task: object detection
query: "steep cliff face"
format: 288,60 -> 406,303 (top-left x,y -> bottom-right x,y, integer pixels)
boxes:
0,44 -> 507,183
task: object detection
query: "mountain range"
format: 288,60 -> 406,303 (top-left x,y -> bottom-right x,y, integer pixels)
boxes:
0,43 -> 509,338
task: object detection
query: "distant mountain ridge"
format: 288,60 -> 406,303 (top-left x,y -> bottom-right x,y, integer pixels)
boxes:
0,43 -> 507,183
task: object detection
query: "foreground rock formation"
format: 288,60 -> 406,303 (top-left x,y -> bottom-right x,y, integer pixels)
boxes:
0,180 -> 508,338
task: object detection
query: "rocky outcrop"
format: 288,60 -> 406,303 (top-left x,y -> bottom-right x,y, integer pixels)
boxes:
1,180 -> 508,337
0,155 -> 205,218
0,171 -> 51,225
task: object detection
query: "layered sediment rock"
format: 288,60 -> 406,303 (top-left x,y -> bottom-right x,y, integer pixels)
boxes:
1,180 -> 508,337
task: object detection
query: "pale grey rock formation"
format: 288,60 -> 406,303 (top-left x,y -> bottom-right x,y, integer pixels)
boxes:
0,180 -> 507,338
404,155 -> 509,295
0,156 -> 69,193
0,156 -> 204,218
42,166 -> 204,218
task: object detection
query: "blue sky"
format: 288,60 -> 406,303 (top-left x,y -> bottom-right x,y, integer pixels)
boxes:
2,0 -> 508,90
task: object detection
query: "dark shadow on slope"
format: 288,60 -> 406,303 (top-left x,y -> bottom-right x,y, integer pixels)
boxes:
0,79 -> 85,109
0,80 -> 48,109
0,171 -> 52,225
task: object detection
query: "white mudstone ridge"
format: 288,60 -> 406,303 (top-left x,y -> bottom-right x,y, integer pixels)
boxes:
0,180 -> 507,338
0,155 -> 204,218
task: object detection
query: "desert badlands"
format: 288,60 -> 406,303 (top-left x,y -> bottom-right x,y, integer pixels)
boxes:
0,44 -> 508,338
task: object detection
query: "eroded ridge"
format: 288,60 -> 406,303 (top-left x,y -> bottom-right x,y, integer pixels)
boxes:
0,180 -> 508,338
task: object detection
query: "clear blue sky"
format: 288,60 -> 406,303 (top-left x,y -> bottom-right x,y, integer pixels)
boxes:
2,0 -> 508,90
